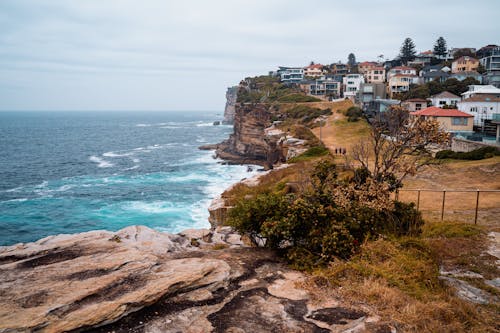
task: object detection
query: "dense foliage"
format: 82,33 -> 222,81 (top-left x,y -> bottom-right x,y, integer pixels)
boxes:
435,146 -> 499,160
345,106 -> 363,122
399,38 -> 417,64
433,37 -> 447,58
227,161 -> 424,269
284,105 -> 331,124
396,77 -> 480,100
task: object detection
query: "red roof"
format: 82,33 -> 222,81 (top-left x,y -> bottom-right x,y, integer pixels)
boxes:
359,61 -> 377,66
411,106 -> 473,117
421,50 -> 434,55
305,64 -> 324,69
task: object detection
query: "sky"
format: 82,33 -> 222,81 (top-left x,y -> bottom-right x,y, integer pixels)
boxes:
0,0 -> 499,112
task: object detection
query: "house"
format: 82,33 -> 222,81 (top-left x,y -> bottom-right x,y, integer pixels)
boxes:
411,106 -> 474,133
277,66 -> 304,84
364,99 -> 400,118
357,83 -> 387,104
331,62 -> 350,75
387,66 -> 417,80
451,56 -> 479,73
408,50 -> 434,66
457,94 -> 500,126
304,64 -> 325,78
342,74 -> 365,99
422,70 -> 450,83
476,44 -> 499,59
387,74 -> 419,98
449,47 -> 476,58
479,46 -> 500,87
402,98 -> 428,112
300,77 -> 341,99
461,85 -> 500,99
365,67 -> 386,83
419,64 -> 450,76
358,61 -> 378,74
451,71 -> 483,83
428,91 -> 461,107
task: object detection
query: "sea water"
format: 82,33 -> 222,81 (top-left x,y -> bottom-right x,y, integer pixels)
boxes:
0,111 -> 258,246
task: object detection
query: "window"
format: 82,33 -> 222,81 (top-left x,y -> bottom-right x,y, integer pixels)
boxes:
439,101 -> 446,105
470,107 -> 477,112
452,117 -> 468,126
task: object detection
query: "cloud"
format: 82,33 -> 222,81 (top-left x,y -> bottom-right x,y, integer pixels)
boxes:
0,0 -> 499,110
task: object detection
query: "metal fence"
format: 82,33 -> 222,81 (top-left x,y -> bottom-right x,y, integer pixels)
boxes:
395,189 -> 500,224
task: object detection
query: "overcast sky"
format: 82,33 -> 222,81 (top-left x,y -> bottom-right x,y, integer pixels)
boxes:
0,0 -> 499,111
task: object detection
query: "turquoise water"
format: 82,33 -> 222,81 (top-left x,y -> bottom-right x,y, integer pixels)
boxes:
0,111 -> 258,246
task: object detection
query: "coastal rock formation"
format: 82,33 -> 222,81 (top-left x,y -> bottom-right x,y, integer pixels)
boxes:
223,86 -> 238,124
0,226 -> 386,333
215,103 -> 286,168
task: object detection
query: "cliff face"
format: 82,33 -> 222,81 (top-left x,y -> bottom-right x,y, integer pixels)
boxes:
216,103 -> 286,168
222,86 -> 238,124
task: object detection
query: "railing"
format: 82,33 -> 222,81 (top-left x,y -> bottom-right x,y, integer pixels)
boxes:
395,189 -> 500,224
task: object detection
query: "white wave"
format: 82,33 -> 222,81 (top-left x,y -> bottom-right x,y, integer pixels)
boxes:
4,186 -> 23,193
136,123 -> 151,127
35,180 -> 49,188
103,151 -> 134,157
124,165 -> 139,171
89,156 -> 114,168
123,201 -> 182,214
131,158 -> 140,163
4,198 -> 28,203
195,122 -> 216,127
55,184 -> 73,192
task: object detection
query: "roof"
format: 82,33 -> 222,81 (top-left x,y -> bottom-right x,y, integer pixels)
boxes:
370,66 -> 385,71
391,66 -> 416,71
420,50 -> 434,55
462,85 -> 500,95
393,74 -> 417,78
460,94 -> 500,102
403,98 -> 428,103
453,56 -> 479,63
305,64 -> 324,69
411,106 -> 473,117
359,61 -> 377,66
430,91 -> 460,99
451,70 -> 481,76
423,71 -> 450,78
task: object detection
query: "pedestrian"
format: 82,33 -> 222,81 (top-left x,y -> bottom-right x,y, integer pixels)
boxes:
334,148 -> 338,154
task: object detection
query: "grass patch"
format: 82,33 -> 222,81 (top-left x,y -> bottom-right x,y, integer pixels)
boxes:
288,146 -> 329,163
422,221 -> 482,238
277,94 -> 322,103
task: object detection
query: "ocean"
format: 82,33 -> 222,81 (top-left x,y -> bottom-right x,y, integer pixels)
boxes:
0,111 -> 258,246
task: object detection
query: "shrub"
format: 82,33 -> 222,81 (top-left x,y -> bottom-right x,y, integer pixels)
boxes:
227,161 -> 423,269
278,94 -> 322,103
345,106 -> 363,122
288,146 -> 329,163
435,146 -> 499,160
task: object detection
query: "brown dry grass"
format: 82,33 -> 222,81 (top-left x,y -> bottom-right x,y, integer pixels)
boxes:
303,223 -> 500,332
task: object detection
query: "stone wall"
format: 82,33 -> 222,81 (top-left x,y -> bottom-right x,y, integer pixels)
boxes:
451,137 -> 497,152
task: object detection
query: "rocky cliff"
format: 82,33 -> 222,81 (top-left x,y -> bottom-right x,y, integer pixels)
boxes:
0,226 -> 385,333
222,86 -> 238,124
215,103 -> 288,168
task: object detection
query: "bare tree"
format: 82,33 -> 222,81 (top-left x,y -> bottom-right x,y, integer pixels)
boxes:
351,106 -> 449,189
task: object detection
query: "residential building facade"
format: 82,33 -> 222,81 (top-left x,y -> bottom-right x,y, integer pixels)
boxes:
304,64 -> 325,78
451,56 -> 479,73
457,94 -> 500,126
411,107 -> 474,133
357,83 -> 387,104
402,98 -> 428,112
428,91 -> 461,107
479,46 -> 500,87
277,66 -> 304,84
358,61 -> 377,74
387,74 -> 419,98
386,66 -> 417,80
365,67 -> 386,83
342,74 -> 365,99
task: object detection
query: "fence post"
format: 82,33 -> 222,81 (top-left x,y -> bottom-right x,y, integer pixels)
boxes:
416,190 -> 421,211
474,190 -> 480,225
395,189 -> 399,201
441,190 -> 446,221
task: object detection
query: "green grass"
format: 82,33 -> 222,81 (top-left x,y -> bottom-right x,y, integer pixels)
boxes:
422,221 -> 482,238
288,146 -> 329,163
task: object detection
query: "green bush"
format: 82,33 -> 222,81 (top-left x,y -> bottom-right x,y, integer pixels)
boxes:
288,146 -> 329,163
227,161 -> 423,269
435,146 -> 499,160
345,106 -> 363,122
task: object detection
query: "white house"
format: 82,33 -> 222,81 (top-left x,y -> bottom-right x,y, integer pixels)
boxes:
304,64 -> 325,78
386,66 -> 417,81
457,94 -> 500,126
428,91 -> 461,107
277,66 -> 304,84
461,85 -> 500,99
343,74 -> 365,99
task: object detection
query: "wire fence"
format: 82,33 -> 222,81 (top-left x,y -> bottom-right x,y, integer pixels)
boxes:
394,189 -> 500,224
